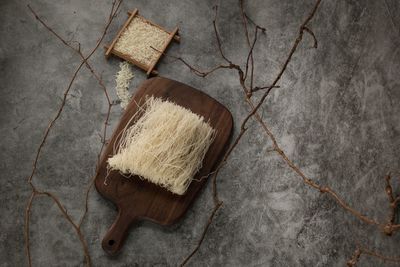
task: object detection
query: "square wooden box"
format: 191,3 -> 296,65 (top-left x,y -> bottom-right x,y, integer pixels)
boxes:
105,9 -> 180,76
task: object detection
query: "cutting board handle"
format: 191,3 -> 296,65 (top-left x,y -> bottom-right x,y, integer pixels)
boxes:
102,209 -> 135,255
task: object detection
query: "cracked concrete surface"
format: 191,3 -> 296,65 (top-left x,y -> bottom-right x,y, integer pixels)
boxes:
1,0 -> 400,266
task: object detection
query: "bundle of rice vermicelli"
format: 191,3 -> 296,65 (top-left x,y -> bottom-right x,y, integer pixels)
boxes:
108,96 -> 215,195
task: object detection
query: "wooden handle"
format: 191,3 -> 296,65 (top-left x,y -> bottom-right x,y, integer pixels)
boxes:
102,209 -> 135,255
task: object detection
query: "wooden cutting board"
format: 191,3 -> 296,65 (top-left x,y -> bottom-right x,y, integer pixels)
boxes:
95,77 -> 233,255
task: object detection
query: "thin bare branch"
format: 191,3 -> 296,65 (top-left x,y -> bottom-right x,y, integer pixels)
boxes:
177,0 -> 400,265
212,5 -> 234,65
347,245 -> 400,266
244,13 -> 266,33
303,26 -> 318,48
25,0 -> 400,266
180,201 -> 223,266
151,46 -> 232,78
24,191 -> 36,267
24,1 -> 122,266
38,190 -> 91,266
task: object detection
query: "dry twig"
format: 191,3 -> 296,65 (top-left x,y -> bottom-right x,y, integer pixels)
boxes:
179,0 -> 324,265
25,0 -> 400,266
25,1 -> 122,266
347,245 -> 400,266
166,0 -> 400,265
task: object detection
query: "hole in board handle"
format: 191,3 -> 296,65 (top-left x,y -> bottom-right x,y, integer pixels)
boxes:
108,239 -> 115,246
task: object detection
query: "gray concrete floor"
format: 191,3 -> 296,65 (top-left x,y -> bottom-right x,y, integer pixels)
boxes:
1,0 -> 400,266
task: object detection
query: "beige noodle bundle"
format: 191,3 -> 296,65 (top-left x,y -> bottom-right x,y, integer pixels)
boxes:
108,96 -> 215,195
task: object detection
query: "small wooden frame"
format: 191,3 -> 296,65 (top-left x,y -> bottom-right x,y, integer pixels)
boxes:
105,9 -> 180,76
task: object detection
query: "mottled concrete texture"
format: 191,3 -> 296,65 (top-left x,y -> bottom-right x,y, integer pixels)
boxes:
1,0 -> 400,266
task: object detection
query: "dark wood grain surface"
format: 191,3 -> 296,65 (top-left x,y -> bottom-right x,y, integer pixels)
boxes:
95,77 -> 233,255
